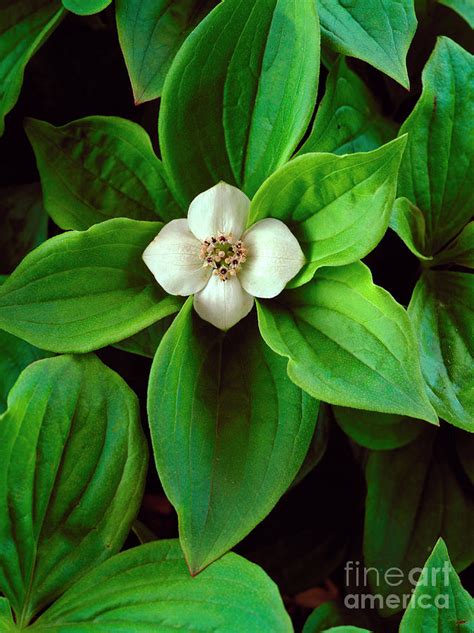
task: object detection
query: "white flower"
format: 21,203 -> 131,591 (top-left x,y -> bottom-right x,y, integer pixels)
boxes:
143,182 -> 305,330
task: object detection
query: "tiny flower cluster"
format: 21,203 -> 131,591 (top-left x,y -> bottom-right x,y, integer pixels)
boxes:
199,233 -> 248,281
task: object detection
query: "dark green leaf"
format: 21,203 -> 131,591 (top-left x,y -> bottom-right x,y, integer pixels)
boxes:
438,0 -> 474,27
399,538 -> 474,632
433,221 -> 474,268
318,0 -> 417,88
62,0 -> 112,15
148,300 -> 318,573
292,402 -> 330,487
0,183 -> 48,274
250,137 -> 407,287
0,1 -> 64,135
364,429 -> 474,616
409,271 -> 473,431
160,0 -> 320,205
333,406 -> 424,450
116,0 -> 217,104
390,197 -> 432,261
0,354 -> 148,626
114,315 -> 175,358
0,218 -> 181,353
32,540 -> 293,632
297,56 -> 396,157
257,262 -> 438,423
397,37 -> 474,255
25,116 -> 181,230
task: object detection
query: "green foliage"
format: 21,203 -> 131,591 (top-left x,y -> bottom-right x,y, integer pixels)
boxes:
0,1 -> 64,136
438,0 -> 474,27
62,0 -> 112,15
0,219 -> 182,353
257,263 -> 438,423
318,0 -> 417,87
25,116 -> 181,230
0,354 -> 148,626
160,0 -> 320,206
148,299 -> 318,573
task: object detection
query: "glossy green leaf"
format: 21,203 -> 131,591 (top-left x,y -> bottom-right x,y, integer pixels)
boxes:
0,218 -> 181,353
257,262 -> 438,423
397,37 -> 474,255
433,221 -> 474,268
0,354 -> 148,626
332,406 -> 424,450
297,56 -> 396,157
438,0 -> 474,27
62,0 -> 111,15
250,137 -> 407,287
160,0 -> 320,206
409,271 -> 473,431
114,315 -> 175,358
148,300 -> 318,574
32,540 -> 293,632
0,329 -> 51,414
318,0 -> 417,88
399,538 -> 474,632
0,183 -> 48,274
390,197 -> 432,261
116,0 -> 217,104
0,1 -> 64,136
364,429 -> 474,616
25,116 -> 181,230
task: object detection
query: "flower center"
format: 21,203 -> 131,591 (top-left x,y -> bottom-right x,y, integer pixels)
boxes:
199,233 -> 248,281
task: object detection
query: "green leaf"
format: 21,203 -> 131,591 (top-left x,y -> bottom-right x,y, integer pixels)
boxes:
0,598 -> 15,631
62,0 -> 112,15
0,354 -> 148,626
116,0 -> 217,104
409,271 -> 473,431
432,221 -> 474,268
321,628 -> 371,633
318,0 -> 417,88
0,329 -> 51,414
292,402 -> 330,487
297,56 -> 396,157
397,37 -> 474,255
148,299 -> 318,574
25,116 -> 181,230
250,137 -> 407,287
438,0 -> 474,27
302,602 -> 371,633
114,315 -> 175,358
332,406 -> 424,450
0,1 -> 64,136
0,183 -> 48,274
32,540 -> 293,632
0,218 -> 181,353
364,429 -> 474,616
399,538 -> 474,632
160,0 -> 320,206
390,197 -> 433,261
257,262 -> 438,424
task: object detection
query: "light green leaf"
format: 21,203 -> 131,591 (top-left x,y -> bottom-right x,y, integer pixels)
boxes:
409,271 -> 473,431
432,221 -> 474,268
333,406 -> 424,450
250,137 -> 407,287
0,218 -> 181,353
322,628 -> 371,633
0,354 -> 148,626
25,116 -> 181,230
438,0 -> 474,27
116,0 -> 217,104
160,0 -> 320,206
32,540 -> 293,633
364,429 -> 474,616
257,262 -> 438,424
390,197 -> 433,261
114,315 -> 175,358
302,601 -> 372,633
399,538 -> 474,632
62,0 -> 112,15
148,300 -> 318,574
0,1 -> 64,136
397,37 -> 474,255
0,598 -> 15,631
297,56 -> 396,157
318,0 -> 417,88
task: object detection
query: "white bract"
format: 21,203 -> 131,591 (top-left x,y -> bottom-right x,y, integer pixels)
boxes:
143,182 -> 305,330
